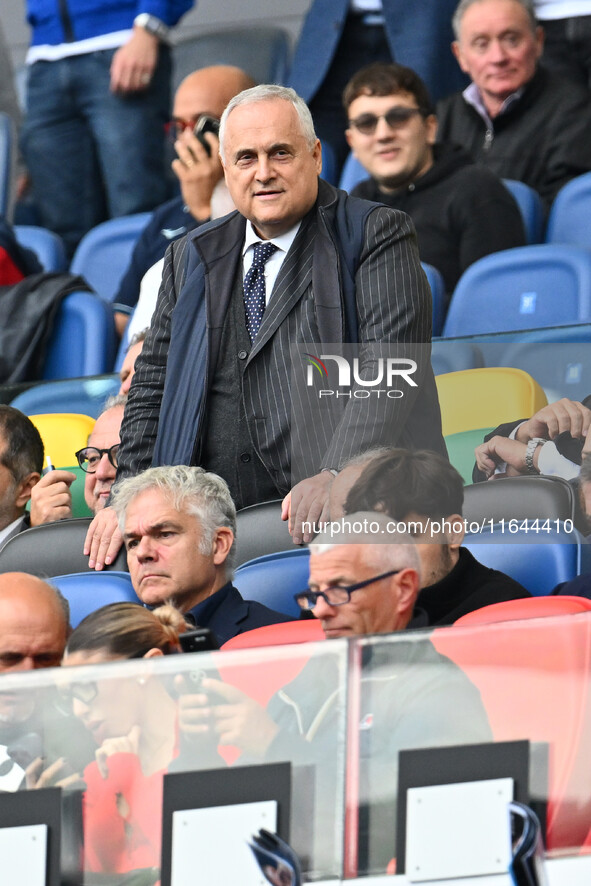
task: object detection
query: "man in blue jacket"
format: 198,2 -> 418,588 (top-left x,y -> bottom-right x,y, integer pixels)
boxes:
21,0 -> 193,257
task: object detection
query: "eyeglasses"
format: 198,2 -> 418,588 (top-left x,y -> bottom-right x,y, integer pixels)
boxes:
348,107 -> 425,135
165,113 -> 219,142
75,444 -> 120,473
58,681 -> 97,710
294,569 -> 401,611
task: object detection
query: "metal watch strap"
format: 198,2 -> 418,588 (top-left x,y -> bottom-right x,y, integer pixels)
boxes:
525,437 -> 545,474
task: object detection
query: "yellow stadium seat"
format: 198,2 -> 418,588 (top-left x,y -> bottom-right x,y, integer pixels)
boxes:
30,413 -> 95,468
436,367 -> 547,437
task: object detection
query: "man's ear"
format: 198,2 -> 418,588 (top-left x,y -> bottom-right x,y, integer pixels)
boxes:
451,40 -> 469,74
345,128 -> 355,152
15,472 -> 41,509
212,526 -> 234,566
446,513 -> 465,550
395,567 -> 420,618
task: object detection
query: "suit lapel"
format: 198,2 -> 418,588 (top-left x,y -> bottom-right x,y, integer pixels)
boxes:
248,219 -> 316,362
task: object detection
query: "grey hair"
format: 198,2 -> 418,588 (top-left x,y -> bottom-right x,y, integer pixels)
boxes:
111,465 -> 237,573
219,84 -> 317,161
452,0 -> 537,39
128,328 -> 148,348
339,447 -> 392,471
102,393 -> 128,413
309,511 -> 421,581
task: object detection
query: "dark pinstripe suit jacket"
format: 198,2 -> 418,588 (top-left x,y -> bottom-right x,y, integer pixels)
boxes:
117,180 -> 445,491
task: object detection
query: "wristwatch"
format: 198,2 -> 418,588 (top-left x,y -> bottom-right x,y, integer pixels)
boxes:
133,13 -> 170,43
525,437 -> 545,474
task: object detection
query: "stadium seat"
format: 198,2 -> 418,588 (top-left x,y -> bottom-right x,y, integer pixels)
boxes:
435,367 -> 547,436
320,140 -> 338,186
11,376 -> 119,419
29,412 -> 94,467
222,619 -> 324,652
14,225 -> 67,271
463,476 -> 578,526
499,339 -> 591,403
432,610 -> 591,849
454,595 -> 591,626
442,245 -> 591,337
338,152 -> 367,193
235,499 -> 295,566
0,518 -> 127,576
233,549 -> 310,617
43,290 -> 117,379
171,27 -> 291,92
51,570 -> 141,628
463,530 -> 591,596
546,172 -> 591,248
70,213 -> 151,302
430,341 -> 484,376
502,179 -> 545,245
0,111 -> 14,219
422,262 -> 446,336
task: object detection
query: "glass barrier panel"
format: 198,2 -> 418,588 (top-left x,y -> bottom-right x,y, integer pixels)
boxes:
0,639 -> 350,884
353,614 -> 591,877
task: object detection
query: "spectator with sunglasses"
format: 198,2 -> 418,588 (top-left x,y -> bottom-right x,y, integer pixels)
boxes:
112,65 -> 255,337
344,62 -> 525,296
30,395 -> 126,526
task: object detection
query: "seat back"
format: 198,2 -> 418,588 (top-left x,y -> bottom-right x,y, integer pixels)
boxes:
444,427 -> 494,484
235,499 -> 294,566
443,245 -> 591,337
454,595 -> 591,626
430,341 -> 484,376
43,291 -> 117,379
463,476 -> 577,525
11,376 -> 119,418
502,179 -> 545,244
435,367 -> 547,436
499,339 -> 591,403
546,172 -> 591,247
171,27 -> 291,91
432,611 -> 591,849
338,153 -> 367,193
319,140 -> 338,186
52,571 -> 141,628
0,111 -> 14,219
14,225 -> 67,271
0,518 -> 127,576
233,549 -> 310,617
463,532 -> 588,596
421,262 -> 446,336
69,214 -> 151,302
29,412 -> 95,467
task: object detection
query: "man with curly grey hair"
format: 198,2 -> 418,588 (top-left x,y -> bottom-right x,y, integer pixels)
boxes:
111,465 -> 289,644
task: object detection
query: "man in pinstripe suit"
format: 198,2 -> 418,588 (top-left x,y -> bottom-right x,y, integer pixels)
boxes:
85,85 -> 445,569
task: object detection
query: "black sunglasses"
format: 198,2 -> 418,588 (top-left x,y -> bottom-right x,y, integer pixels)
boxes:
348,106 -> 426,135
294,569 -> 401,611
75,444 -> 120,473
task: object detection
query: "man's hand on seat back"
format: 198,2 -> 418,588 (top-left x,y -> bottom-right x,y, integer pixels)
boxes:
84,506 -> 123,570
282,471 -> 333,545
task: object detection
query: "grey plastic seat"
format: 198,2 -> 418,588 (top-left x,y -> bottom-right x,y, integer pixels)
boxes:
463,475 -> 577,526
235,499 -> 296,567
0,518 -> 127,577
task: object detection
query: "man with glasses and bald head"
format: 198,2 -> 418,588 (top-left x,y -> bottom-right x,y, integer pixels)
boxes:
30,396 -> 125,526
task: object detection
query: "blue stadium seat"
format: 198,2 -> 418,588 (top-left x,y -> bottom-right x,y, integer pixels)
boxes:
43,291 -> 117,379
499,340 -> 591,403
14,225 -> 67,271
51,571 -> 141,628
443,245 -> 591,337
546,172 -> 591,248
431,341 -> 484,375
11,375 -> 119,418
171,27 -> 291,92
70,213 -> 151,302
0,111 -> 14,219
233,549 -> 310,617
338,152 -> 367,193
502,179 -> 545,244
422,262 -> 446,336
464,528 -> 591,596
320,140 -> 338,186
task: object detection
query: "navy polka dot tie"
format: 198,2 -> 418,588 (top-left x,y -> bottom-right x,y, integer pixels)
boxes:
243,241 -> 278,342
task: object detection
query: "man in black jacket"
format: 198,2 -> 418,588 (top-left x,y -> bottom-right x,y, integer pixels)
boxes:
437,0 -> 591,209
344,62 -> 525,295
340,447 -> 530,624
